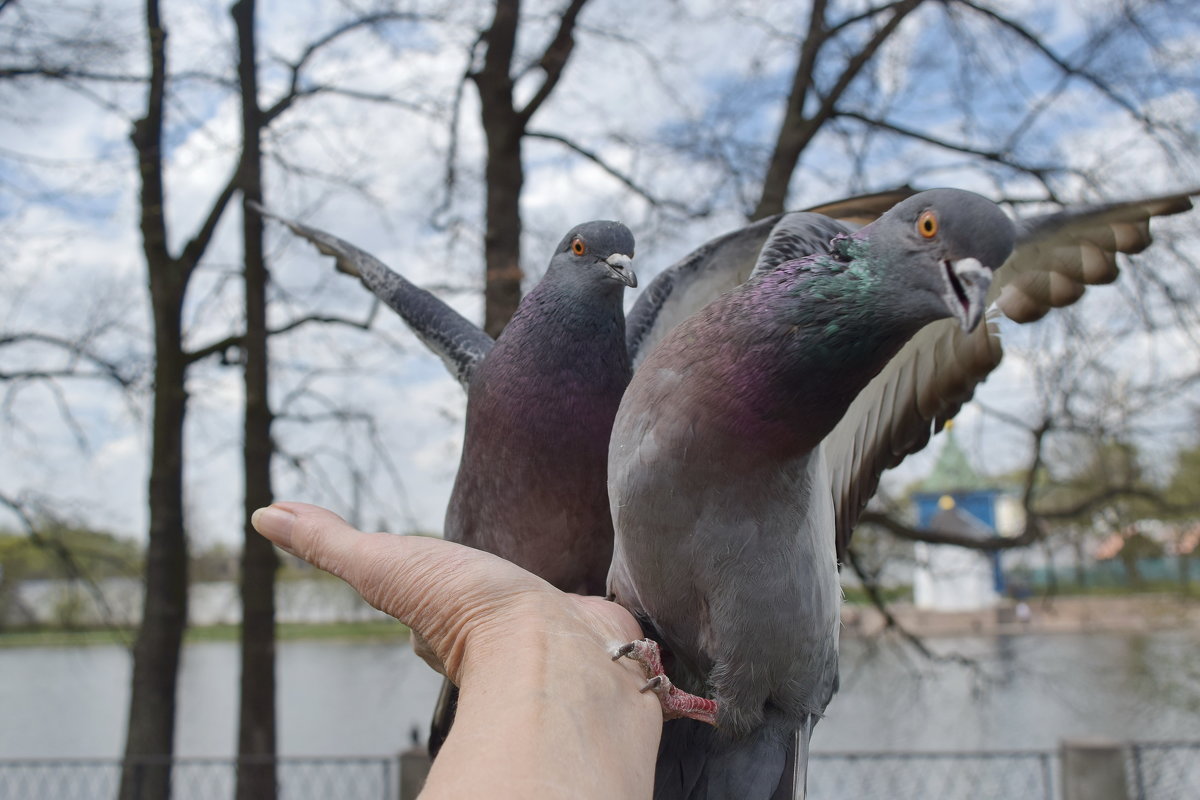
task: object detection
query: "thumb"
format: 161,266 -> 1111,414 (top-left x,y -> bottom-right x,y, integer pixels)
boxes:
251,501 -> 544,678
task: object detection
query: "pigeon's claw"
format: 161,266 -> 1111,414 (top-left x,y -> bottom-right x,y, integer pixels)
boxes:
613,639 -> 719,726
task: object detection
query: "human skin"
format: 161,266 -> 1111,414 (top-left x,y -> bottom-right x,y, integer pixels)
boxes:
251,502 -> 662,799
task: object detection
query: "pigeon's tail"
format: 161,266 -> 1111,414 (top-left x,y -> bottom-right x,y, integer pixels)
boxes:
427,678 -> 458,758
653,711 -> 815,800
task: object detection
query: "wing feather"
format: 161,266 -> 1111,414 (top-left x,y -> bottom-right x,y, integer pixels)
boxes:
826,188 -> 1197,558
254,204 -> 493,389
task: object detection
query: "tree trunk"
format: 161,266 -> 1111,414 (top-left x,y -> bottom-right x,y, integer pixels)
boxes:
120,5 -> 189,798
1072,534 -> 1088,589
1121,550 -> 1142,589
475,0 -> 525,337
750,0 -> 923,220
232,1 -> 278,797
1040,538 -> 1058,597
120,291 -> 189,800
481,123 -> 524,338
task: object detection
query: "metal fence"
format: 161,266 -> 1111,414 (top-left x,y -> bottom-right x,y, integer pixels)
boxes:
0,756 -> 393,800
1129,742 -> 1200,800
809,750 -> 1057,799
1,743 -> 1197,799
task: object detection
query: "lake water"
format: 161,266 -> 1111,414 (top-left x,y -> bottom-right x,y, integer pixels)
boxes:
2,630 -> 1198,758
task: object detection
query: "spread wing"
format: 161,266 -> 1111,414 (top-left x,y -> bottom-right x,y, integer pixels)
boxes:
254,204 -> 493,389
824,188 -> 1199,560
626,188 -> 915,367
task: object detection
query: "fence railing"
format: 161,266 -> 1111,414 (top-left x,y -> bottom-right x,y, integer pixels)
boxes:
1,741 -> 1196,800
0,756 -> 394,800
1128,742 -> 1200,800
809,749 -> 1057,799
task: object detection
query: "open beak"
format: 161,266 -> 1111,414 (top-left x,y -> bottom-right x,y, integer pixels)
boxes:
605,253 -> 637,288
941,257 -> 991,332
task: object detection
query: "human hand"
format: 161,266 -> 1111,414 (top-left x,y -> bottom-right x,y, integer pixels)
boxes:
252,502 -> 660,799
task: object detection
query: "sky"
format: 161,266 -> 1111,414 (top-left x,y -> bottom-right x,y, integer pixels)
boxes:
2,0 -> 1199,546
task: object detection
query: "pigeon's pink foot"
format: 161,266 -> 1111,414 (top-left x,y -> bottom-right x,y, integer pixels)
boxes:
612,639 -> 718,726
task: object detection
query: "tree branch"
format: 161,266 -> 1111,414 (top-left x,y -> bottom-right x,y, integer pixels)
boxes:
807,0 -> 924,134
859,509 -> 1041,551
0,66 -> 144,83
177,165 -> 243,282
516,0 -> 590,126
526,129 -> 703,213
261,11 -> 428,126
752,0 -> 924,218
183,312 -> 377,365
0,490 -> 126,634
846,547 -> 978,669
952,0 -> 1150,127
0,332 -> 135,388
837,109 -> 1066,198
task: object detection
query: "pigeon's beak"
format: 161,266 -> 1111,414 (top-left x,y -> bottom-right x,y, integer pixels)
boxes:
605,253 -> 638,288
941,257 -> 992,332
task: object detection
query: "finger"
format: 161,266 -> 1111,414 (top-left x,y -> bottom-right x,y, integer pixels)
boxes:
253,501 -> 448,605
252,501 -> 356,567
251,501 -> 544,652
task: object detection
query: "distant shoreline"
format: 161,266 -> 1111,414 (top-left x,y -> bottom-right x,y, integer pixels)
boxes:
0,620 -> 410,649
842,593 -> 1200,638
3,594 -> 1197,648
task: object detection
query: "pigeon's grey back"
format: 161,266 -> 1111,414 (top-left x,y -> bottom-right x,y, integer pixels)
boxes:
626,188 -> 915,366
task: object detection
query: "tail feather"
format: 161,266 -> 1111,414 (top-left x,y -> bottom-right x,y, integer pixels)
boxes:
653,712 -> 815,800
427,678 -> 458,758
775,715 -> 814,800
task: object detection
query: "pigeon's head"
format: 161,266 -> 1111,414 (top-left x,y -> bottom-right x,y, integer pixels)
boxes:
547,220 -> 637,294
852,189 -> 1015,332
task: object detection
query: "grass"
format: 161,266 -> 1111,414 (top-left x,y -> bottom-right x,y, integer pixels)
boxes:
843,585 -> 913,605
1030,579 -> 1199,599
0,620 -> 410,648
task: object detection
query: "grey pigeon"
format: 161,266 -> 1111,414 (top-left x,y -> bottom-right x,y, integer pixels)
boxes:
607,187 -> 1197,800
254,209 -> 635,590
444,220 -> 637,593
255,208 -> 637,751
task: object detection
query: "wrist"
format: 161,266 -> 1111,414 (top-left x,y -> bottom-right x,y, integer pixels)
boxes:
426,596 -> 661,799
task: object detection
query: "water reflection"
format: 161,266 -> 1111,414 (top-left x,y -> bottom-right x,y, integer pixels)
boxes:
1,631 -> 1197,758
826,631 -> 1200,751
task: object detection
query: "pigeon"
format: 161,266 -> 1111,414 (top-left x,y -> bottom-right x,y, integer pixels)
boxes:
256,208 -> 637,750
254,209 -> 636,590
606,187 -> 1198,800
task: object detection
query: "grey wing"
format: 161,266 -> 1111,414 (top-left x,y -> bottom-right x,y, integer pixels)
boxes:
626,188 -> 916,367
749,213 -> 852,277
626,214 -> 782,368
254,204 -> 493,389
996,189 -> 1197,322
825,187 -> 1198,559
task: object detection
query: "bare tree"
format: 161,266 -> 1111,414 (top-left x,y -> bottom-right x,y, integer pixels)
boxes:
457,0 -> 591,335
118,3 -> 243,797
230,1 -> 277,796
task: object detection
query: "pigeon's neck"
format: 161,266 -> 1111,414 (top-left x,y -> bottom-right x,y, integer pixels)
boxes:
714,250 -> 927,457
487,277 -> 631,395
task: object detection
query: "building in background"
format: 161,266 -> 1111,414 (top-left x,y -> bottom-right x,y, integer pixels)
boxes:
911,424 -> 1021,611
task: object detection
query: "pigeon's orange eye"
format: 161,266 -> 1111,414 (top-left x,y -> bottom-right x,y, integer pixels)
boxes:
917,210 -> 938,238
572,238 -> 586,255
